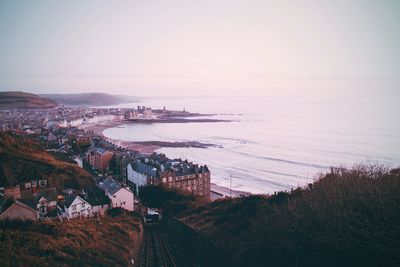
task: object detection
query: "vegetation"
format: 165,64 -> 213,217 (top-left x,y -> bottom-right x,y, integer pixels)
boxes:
0,91 -> 57,109
180,165 -> 400,267
0,133 -> 93,189
139,185 -> 205,216
0,212 -> 142,267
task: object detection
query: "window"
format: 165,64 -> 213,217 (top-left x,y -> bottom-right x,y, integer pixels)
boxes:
72,205 -> 76,211
81,203 -> 85,208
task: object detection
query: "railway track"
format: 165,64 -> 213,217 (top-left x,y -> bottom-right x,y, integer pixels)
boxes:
141,225 -> 198,267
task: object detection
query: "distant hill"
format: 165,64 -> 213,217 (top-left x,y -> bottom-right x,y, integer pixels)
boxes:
0,133 -> 93,189
40,93 -> 139,106
0,91 -> 58,109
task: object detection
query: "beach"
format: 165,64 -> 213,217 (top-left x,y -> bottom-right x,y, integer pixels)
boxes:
80,119 -> 219,154
80,119 -> 253,198
79,120 -> 160,154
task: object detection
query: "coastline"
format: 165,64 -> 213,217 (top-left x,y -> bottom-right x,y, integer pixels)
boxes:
80,119 -> 220,153
80,120 -> 253,198
79,120 -> 161,154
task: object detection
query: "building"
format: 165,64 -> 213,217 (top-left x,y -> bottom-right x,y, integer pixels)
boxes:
160,163 -> 211,200
128,154 -> 211,200
34,188 -> 58,218
100,178 -> 134,211
0,200 -> 39,221
83,187 -> 110,216
86,147 -> 114,172
20,179 -> 48,194
63,194 -> 92,219
73,156 -> 83,168
127,161 -> 156,194
4,185 -> 21,199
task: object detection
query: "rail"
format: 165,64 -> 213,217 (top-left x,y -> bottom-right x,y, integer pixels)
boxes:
141,224 -> 197,267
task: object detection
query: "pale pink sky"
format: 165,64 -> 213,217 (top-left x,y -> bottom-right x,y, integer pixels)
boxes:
0,0 -> 399,98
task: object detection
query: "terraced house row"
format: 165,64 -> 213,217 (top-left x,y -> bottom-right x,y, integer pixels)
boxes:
125,153 -> 211,200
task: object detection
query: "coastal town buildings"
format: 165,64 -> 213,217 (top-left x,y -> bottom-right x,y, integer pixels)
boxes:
0,104 -> 213,221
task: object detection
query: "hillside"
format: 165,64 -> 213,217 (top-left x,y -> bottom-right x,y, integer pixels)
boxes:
40,93 -> 139,106
0,133 -> 93,189
0,211 -> 142,267
0,91 -> 58,109
179,165 -> 400,267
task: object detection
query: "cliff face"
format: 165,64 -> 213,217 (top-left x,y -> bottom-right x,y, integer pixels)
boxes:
0,91 -> 58,109
0,133 -> 93,189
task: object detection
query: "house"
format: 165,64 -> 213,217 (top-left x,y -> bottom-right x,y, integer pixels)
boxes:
63,194 -> 92,219
127,161 -> 155,194
100,178 -> 134,211
83,187 -> 110,216
34,188 -> 58,218
73,155 -> 83,168
20,179 -> 48,193
4,185 -> 21,199
0,200 -> 39,221
86,147 -> 114,172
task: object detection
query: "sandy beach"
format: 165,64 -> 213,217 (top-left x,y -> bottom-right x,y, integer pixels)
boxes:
80,120 -> 252,197
80,119 -> 219,154
79,120 -> 161,154
210,183 -> 252,200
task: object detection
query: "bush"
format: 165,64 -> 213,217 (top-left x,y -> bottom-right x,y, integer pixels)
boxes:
180,165 -> 400,267
139,185 -> 204,216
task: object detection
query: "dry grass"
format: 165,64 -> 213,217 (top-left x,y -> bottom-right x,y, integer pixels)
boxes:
0,133 -> 93,189
0,212 -> 142,267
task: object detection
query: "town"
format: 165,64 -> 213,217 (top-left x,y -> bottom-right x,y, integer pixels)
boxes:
0,105 -> 211,221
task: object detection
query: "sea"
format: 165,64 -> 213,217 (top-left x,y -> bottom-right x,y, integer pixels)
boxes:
103,97 -> 400,194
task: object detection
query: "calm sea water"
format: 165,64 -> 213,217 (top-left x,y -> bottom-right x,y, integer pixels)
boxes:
103,97 -> 400,194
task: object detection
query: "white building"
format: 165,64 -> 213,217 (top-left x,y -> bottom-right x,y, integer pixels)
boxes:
127,162 -> 151,195
63,195 -> 92,219
100,178 -> 134,211
73,156 -> 83,168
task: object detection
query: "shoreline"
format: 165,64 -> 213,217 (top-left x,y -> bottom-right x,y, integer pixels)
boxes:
210,183 -> 252,200
80,119 -> 220,154
79,120 -> 253,198
80,120 -> 161,154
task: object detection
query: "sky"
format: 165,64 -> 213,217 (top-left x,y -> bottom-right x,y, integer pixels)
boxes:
0,0 -> 399,98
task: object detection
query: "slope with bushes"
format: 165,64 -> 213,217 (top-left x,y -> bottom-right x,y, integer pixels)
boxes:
0,212 -> 142,266
0,133 -> 93,189
179,165 -> 400,267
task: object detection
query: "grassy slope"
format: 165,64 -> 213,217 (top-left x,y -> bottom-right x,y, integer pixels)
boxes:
0,133 -> 93,189
0,91 -> 57,109
179,166 -> 400,267
0,213 -> 142,267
